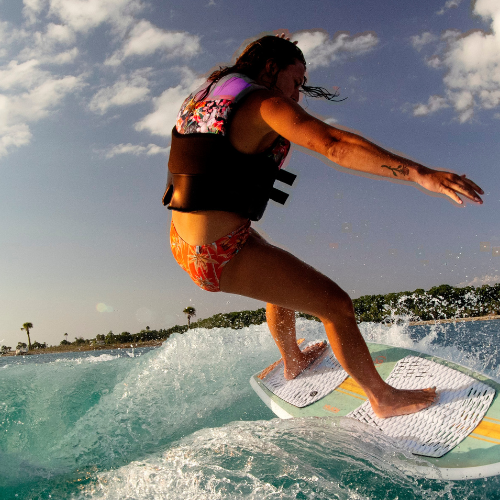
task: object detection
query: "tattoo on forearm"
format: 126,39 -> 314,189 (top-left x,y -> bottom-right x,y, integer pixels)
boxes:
381,164 -> 409,177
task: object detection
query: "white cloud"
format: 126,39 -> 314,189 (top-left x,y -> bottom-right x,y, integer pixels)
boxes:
479,89 -> 500,108
134,85 -> 187,137
411,0 -> 500,122
49,47 -> 79,64
448,89 -> 474,122
22,1 -> 142,63
104,142 -> 170,158
0,74 -> 82,157
294,30 -> 379,70
19,47 -> 80,65
442,29 -> 461,42
0,121 -> 32,156
426,55 -> 442,68
456,275 -> 500,287
437,0 -> 463,15
0,21 -> 32,58
18,23 -> 78,64
12,75 -> 81,120
48,0 -> 143,34
0,10 -> 86,157
44,22 -> 75,44
89,71 -> 150,114
105,20 -> 201,66
0,60 -> 46,91
23,0 -> 49,25
411,32 -> 438,51
413,95 -> 449,116
0,21 -> 9,56
135,67 -> 203,138
0,1 -> 204,157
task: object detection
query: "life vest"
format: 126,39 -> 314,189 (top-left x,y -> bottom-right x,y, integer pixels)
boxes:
162,74 -> 296,221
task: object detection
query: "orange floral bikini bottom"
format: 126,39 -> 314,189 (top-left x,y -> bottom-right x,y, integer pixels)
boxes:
170,220 -> 251,292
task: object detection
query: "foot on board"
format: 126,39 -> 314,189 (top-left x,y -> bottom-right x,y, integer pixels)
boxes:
370,386 -> 437,419
283,341 -> 328,380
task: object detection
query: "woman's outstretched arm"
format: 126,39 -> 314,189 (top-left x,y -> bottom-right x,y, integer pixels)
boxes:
254,92 -> 484,205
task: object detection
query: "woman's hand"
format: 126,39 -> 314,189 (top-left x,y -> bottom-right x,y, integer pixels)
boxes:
276,32 -> 298,45
415,167 -> 484,205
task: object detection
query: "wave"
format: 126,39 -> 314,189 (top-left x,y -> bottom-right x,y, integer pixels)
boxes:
1,319 -> 499,499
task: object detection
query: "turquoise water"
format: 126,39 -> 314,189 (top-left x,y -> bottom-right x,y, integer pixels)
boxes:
1,319 -> 500,499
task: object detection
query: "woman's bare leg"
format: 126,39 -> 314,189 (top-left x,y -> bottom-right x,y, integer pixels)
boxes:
265,304 -> 327,380
220,231 -> 436,418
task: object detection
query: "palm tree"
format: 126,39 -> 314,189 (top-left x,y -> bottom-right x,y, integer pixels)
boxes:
183,307 -> 196,329
21,322 -> 33,350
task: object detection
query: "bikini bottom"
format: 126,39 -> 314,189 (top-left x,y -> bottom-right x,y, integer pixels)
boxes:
169,219 -> 251,292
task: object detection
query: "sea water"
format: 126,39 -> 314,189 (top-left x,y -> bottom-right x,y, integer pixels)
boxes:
1,319 -> 500,499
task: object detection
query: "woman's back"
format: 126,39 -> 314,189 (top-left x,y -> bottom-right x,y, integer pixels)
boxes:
170,70 -> 296,246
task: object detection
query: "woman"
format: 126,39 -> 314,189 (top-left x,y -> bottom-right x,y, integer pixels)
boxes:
163,34 -> 483,418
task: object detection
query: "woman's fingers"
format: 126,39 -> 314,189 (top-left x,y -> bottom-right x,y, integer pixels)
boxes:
421,170 -> 484,205
276,32 -> 298,44
460,174 -> 484,194
443,175 -> 483,204
451,174 -> 484,203
444,187 -> 464,205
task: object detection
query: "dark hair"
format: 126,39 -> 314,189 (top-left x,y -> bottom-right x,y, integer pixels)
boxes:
198,35 -> 342,102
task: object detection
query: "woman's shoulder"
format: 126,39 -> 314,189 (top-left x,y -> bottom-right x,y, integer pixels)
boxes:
202,73 -> 266,102
175,73 -> 271,135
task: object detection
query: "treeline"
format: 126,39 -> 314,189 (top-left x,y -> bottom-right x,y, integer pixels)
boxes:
60,312 -> 270,348
59,324 -> 190,347
35,282 -> 500,351
187,283 -> 500,329
2,341 -> 47,353
189,310 -> 268,330
353,283 -> 500,323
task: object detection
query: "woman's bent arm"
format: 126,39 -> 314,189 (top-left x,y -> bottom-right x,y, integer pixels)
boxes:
256,92 -> 484,205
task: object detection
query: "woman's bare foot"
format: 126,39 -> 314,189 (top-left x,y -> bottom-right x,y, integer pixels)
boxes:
369,385 -> 437,418
283,342 -> 328,380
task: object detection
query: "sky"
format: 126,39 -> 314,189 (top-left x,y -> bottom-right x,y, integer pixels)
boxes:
0,0 -> 499,348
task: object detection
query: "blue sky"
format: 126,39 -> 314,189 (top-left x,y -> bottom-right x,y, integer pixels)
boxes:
0,0 -> 499,348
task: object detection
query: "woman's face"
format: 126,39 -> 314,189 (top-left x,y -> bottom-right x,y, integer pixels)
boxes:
267,59 -> 306,102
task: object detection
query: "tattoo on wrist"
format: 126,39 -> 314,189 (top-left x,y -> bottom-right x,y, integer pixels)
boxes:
381,164 -> 409,177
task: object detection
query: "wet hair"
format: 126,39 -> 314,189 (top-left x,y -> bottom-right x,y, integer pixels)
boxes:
198,35 -> 342,102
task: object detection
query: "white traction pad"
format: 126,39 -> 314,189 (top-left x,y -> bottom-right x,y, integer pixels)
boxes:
261,343 -> 348,408
348,356 -> 496,458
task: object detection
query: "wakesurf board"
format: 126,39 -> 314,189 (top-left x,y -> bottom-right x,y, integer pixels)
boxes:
250,340 -> 500,480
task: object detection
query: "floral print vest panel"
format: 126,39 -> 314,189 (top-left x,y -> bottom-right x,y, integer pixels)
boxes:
175,74 -> 290,169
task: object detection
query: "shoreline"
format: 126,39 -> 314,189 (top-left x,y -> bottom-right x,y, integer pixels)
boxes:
408,314 -> 500,326
1,339 -> 165,357
4,314 -> 500,357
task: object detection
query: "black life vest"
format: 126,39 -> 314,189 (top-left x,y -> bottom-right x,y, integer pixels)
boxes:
162,127 -> 296,221
162,74 -> 296,221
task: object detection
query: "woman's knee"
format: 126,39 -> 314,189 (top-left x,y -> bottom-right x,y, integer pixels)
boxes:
315,284 -> 355,323
266,303 -> 294,315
